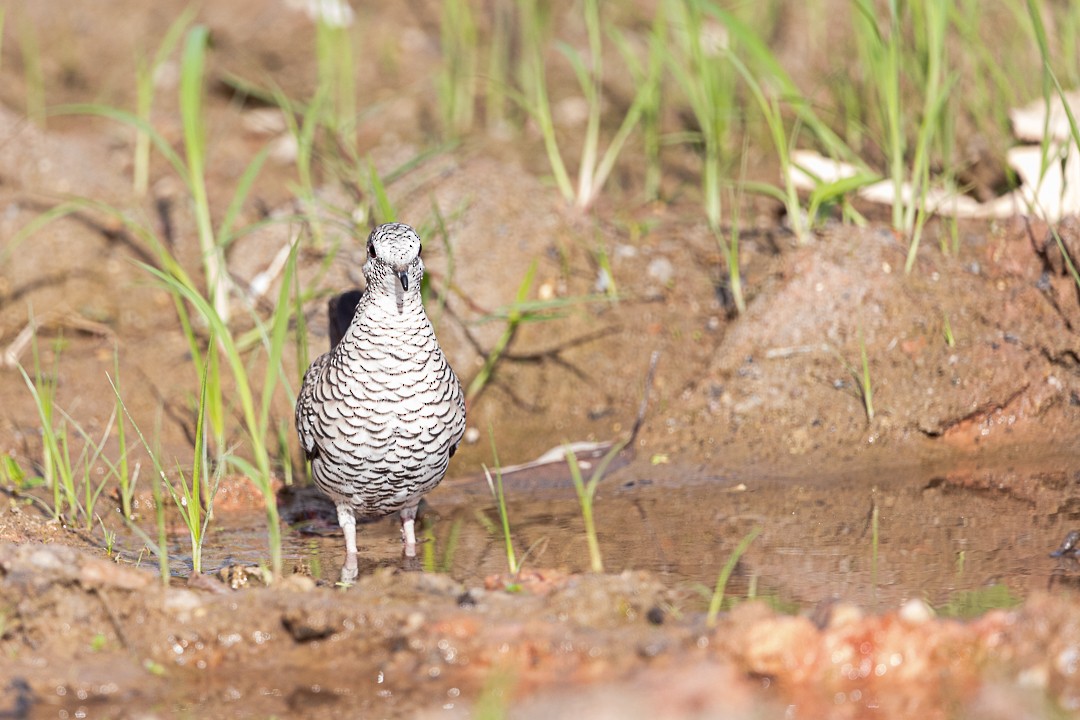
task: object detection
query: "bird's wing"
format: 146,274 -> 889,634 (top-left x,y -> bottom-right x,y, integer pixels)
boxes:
327,289 -> 364,350
295,352 -> 331,460
448,375 -> 467,458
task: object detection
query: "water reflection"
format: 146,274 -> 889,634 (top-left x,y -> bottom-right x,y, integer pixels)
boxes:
134,455 -> 1080,614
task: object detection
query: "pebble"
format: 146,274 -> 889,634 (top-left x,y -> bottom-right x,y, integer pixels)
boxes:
282,606 -> 338,642
647,257 -> 675,285
163,590 -> 204,614
898,598 -> 935,625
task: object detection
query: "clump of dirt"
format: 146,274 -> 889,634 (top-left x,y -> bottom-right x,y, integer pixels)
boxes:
675,219 -> 1080,466
2,541 -> 1080,718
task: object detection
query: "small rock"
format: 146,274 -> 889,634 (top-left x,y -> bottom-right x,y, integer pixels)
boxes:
402,611 -> 426,634
217,564 -> 272,590
279,574 -> 317,592
898,598 -> 935,625
787,427 -> 811,455
741,617 -> 820,680
187,571 -> 229,595
27,548 -> 65,571
163,589 -> 204,613
637,638 -> 667,658
0,678 -> 33,718
282,607 -> 338,643
415,572 -> 465,597
827,603 -> 864,629
647,257 -> 675,285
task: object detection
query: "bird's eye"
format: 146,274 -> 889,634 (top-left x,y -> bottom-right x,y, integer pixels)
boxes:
367,242 -> 376,259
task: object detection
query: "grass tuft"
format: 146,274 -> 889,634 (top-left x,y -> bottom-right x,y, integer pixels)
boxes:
668,0 -> 733,232
313,0 -> 358,148
564,440 -> 627,574
133,7 -> 196,195
439,0 -> 478,137
706,525 -> 762,627
43,26 -> 299,574
516,0 -> 653,210
1028,0 -> 1080,294
831,323 -> 875,424
15,330 -> 115,529
943,312 -> 956,347
164,333 -> 219,575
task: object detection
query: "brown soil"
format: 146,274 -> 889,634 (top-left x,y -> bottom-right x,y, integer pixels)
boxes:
1,1 -> 1080,717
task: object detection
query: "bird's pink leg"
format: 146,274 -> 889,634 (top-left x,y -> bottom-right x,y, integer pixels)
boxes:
337,502 -> 359,582
400,504 -> 419,558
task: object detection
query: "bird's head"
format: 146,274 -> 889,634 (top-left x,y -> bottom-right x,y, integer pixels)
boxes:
364,222 -> 424,293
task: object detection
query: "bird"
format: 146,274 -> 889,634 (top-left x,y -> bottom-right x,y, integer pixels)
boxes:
295,222 -> 466,580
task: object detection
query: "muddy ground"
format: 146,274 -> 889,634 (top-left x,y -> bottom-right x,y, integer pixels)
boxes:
1,0 -> 1080,717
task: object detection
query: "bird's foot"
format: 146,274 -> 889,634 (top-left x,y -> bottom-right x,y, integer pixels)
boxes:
339,551 -> 359,584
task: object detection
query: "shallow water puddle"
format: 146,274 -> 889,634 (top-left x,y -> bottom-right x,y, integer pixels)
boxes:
176,454 -> 1078,615
17,453 -> 1079,719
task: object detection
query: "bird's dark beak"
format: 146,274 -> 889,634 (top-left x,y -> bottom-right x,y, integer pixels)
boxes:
397,270 -> 410,291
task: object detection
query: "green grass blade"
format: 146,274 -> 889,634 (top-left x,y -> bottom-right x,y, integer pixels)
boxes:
134,6 -> 197,194
466,261 -> 537,402
107,374 -> 177,580
859,323 -> 874,423
257,240 -> 299,440
485,429 -> 518,574
219,145 -> 272,250
18,15 -> 45,127
369,159 -> 397,224
48,104 -> 191,186
567,447 -> 604,573
706,2 -> 862,168
706,526 -> 762,627
17,365 -> 63,520
179,25 -> 230,324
